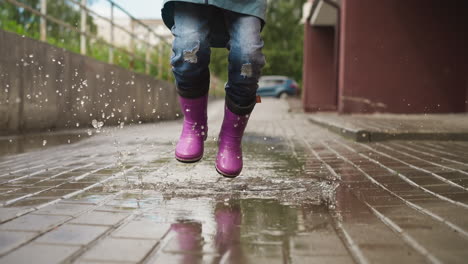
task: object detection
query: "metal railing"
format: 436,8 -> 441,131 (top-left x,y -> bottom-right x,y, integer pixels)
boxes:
4,0 -> 171,79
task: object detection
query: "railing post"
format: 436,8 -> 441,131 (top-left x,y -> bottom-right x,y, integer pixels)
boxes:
80,0 -> 87,55
129,19 -> 135,70
40,0 -> 47,41
158,43 -> 163,79
109,2 -> 114,64
145,29 -> 151,74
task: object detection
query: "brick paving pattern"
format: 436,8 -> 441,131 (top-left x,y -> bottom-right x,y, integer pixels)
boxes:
0,99 -> 467,263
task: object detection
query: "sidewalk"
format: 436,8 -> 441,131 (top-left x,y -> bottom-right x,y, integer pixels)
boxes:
1,98 -> 468,263
309,112 -> 468,142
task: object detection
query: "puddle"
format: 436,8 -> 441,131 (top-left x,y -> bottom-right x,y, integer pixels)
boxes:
95,192 -> 332,263
105,133 -> 336,205
0,131 -> 89,156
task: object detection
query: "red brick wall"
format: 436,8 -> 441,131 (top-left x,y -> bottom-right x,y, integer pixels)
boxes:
302,24 -> 337,112
338,0 -> 468,113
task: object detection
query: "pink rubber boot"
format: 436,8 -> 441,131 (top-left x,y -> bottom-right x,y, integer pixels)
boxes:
175,95 -> 208,162
215,105 -> 251,177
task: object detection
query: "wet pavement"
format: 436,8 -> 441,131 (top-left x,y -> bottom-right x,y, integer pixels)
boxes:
1,98 -> 468,263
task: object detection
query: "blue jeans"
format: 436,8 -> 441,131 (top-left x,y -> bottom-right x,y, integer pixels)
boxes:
170,2 -> 266,115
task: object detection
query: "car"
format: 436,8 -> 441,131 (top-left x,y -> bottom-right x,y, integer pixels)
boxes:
257,76 -> 299,99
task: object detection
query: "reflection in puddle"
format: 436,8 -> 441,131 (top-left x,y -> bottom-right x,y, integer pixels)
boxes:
100,193 -> 330,263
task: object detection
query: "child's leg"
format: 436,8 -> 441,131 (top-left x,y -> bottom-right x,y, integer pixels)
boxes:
171,2 -> 212,98
171,3 -> 212,162
224,12 -> 266,115
215,12 -> 265,177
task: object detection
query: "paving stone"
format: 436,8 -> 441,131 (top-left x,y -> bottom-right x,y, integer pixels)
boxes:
6,197 -> 58,207
111,219 -> 170,240
149,253 -> 208,264
33,202 -> 93,216
290,231 -> 348,256
62,193 -> 111,205
0,230 -> 38,255
0,243 -> 79,264
80,238 -> 157,263
0,207 -> 30,223
30,179 -> 67,187
292,255 -> 354,263
34,188 -> 82,197
74,260 -> 134,264
0,214 -> 70,232
70,211 -> 129,226
243,255 -> 283,264
35,224 -> 108,245
57,182 -> 94,190
0,193 -> 29,203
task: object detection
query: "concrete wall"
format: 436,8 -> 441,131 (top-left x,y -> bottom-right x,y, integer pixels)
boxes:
302,25 -> 337,112
0,30 -> 181,135
338,0 -> 468,113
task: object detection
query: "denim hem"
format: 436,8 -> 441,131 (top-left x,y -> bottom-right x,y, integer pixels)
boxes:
176,84 -> 209,99
225,95 -> 256,115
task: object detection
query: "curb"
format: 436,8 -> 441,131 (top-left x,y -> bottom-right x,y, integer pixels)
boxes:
308,117 -> 468,142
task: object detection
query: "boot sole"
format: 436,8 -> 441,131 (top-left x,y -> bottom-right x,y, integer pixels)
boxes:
175,155 -> 203,163
215,165 -> 240,178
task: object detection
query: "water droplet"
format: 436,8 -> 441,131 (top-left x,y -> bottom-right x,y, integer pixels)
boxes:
42,140 -> 47,146
92,119 -> 104,130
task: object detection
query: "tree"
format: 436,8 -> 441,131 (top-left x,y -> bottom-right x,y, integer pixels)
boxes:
0,0 -> 97,42
261,0 -> 306,84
